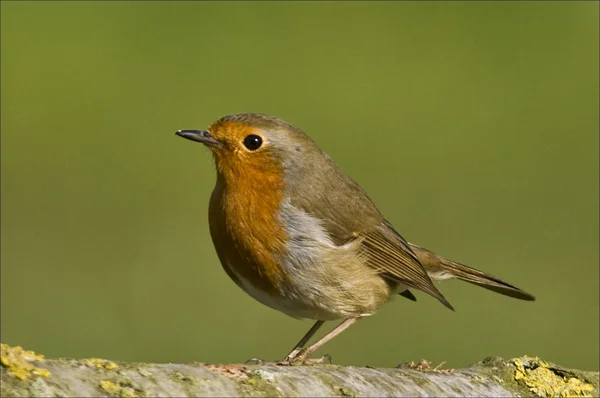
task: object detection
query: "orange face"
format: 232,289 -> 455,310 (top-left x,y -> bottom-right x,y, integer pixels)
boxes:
206,120 -> 283,184
176,118 -> 289,196
176,113 -> 319,187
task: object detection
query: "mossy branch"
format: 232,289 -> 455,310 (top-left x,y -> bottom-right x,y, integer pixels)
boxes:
1,344 -> 598,397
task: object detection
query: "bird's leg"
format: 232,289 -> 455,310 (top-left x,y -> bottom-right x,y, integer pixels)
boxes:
292,317 -> 362,364
281,320 -> 325,363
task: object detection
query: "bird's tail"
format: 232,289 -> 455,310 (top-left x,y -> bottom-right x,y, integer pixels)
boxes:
409,243 -> 535,301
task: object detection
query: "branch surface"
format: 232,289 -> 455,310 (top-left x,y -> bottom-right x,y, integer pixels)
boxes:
1,344 -> 598,397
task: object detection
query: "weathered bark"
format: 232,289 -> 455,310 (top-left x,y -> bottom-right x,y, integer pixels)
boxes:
1,344 -> 598,397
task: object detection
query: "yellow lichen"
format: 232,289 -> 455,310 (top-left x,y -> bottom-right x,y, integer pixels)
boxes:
0,343 -> 51,380
85,357 -> 119,370
100,380 -> 138,398
513,356 -> 595,397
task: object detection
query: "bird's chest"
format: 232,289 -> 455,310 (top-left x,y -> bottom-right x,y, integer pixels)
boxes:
208,178 -> 288,297
208,182 -> 391,320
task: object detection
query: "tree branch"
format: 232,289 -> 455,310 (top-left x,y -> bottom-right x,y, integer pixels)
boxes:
1,344 -> 598,397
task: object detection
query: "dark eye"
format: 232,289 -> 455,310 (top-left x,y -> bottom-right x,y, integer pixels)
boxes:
243,134 -> 263,151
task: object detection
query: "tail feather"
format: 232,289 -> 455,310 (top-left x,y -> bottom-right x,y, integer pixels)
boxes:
409,243 -> 535,301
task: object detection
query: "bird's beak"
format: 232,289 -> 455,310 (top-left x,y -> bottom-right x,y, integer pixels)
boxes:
175,130 -> 222,147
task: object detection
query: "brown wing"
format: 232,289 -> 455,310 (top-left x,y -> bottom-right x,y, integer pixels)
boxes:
359,221 -> 454,310
284,145 -> 453,310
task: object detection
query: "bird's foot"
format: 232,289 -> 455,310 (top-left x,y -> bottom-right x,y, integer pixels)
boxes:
278,350 -> 332,366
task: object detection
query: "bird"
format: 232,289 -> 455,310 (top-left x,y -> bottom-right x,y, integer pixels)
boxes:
175,113 -> 535,365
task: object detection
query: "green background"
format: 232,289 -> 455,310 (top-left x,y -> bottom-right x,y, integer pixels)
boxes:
2,2 -> 598,371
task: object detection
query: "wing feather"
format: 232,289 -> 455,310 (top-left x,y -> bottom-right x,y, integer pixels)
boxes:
359,225 -> 454,310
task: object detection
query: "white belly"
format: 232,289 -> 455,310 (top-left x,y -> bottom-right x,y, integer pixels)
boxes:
224,259 -> 338,319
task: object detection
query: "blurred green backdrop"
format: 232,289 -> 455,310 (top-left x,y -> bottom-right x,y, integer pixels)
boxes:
1,2 -> 598,371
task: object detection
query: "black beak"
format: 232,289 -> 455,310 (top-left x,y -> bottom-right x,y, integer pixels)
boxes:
175,130 -> 222,147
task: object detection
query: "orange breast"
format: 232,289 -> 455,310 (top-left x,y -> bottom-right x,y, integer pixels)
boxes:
208,150 -> 288,296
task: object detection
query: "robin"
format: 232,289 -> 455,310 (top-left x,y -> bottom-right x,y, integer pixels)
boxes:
175,113 -> 535,365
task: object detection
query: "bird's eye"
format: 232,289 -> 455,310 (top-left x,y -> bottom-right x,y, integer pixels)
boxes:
243,134 -> 263,151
